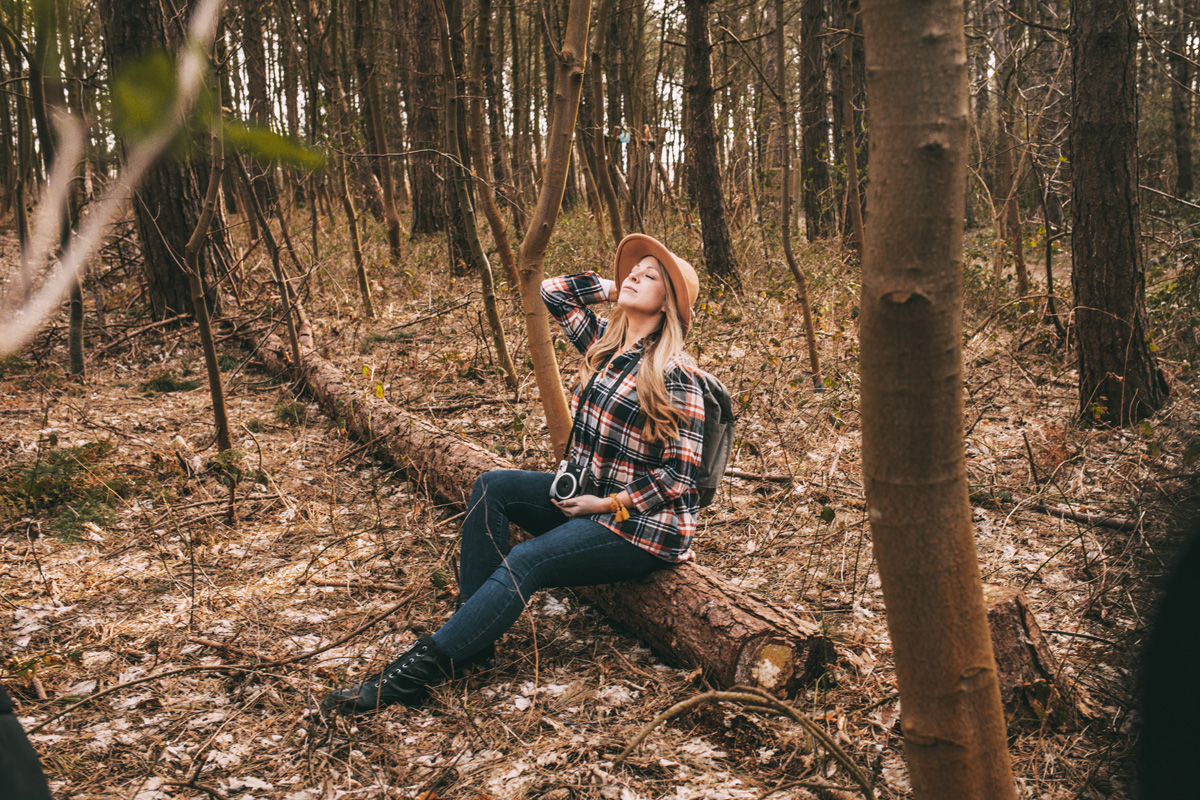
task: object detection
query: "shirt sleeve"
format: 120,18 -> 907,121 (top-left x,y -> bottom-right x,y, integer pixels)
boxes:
623,366 -> 706,513
541,271 -> 613,354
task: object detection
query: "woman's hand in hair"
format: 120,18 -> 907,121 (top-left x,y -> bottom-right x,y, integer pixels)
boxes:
552,494 -> 613,518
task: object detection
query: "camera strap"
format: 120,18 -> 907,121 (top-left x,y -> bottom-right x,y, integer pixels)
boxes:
560,354 -> 638,462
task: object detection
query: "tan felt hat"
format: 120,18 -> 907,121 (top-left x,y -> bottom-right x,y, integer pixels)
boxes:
614,233 -> 700,332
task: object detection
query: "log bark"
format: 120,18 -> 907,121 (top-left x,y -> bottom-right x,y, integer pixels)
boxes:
984,586 -> 1091,729
253,330 -> 833,696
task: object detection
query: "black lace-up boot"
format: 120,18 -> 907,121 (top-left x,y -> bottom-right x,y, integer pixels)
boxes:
323,636 -> 453,715
452,642 -> 494,673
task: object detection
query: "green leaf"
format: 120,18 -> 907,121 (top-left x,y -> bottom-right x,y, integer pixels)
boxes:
1185,442 -> 1200,466
111,49 -> 179,143
430,568 -> 450,589
820,506 -> 836,523
223,121 -> 326,170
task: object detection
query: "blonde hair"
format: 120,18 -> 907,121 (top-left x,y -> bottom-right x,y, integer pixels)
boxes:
578,261 -> 689,444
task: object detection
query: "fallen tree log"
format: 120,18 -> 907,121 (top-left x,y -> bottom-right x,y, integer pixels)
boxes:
253,331 -> 832,696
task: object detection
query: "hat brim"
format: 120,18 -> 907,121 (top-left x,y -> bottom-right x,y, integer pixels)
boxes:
614,234 -> 698,331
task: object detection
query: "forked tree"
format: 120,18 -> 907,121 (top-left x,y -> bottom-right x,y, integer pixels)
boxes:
516,0 -> 592,453
858,0 -> 1017,795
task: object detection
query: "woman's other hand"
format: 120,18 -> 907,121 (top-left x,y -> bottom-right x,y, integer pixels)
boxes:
552,494 -> 612,518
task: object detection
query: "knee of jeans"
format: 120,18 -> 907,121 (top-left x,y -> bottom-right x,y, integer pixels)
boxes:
467,472 -> 500,513
472,470 -> 519,503
485,564 -> 537,602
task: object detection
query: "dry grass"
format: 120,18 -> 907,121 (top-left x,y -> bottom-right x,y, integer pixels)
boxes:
1,204 -> 1198,799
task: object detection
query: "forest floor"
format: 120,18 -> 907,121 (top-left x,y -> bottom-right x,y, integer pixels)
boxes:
2,209 -> 1199,800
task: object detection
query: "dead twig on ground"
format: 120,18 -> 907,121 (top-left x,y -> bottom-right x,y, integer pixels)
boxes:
615,686 -> 876,800
1030,503 -> 1139,531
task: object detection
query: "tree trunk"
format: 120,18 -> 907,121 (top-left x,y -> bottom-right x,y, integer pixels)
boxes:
837,2 -> 865,259
443,0 -> 475,274
590,0 -> 624,245
994,5 -> 1028,298
307,0 -> 374,316
100,0 -> 232,321
405,0 -> 448,237
684,0 -> 742,292
468,0 -> 519,286
240,7 -> 279,219
31,0 -> 86,379
185,134 -> 232,455
1070,0 -> 1167,426
356,0 -> 403,260
481,0 -> 515,220
508,0 -> 532,226
774,0 -> 823,388
437,1 -> 518,392
253,329 -> 833,695
800,0 -> 833,240
859,0 -> 1017,793
1169,2 -> 1194,197
516,0 -> 593,455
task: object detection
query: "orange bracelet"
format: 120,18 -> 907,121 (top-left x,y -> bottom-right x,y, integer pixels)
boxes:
609,494 -> 630,522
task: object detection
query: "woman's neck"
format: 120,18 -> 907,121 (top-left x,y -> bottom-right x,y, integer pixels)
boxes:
622,313 -> 663,352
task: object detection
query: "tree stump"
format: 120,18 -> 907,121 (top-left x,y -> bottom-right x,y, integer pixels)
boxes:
254,331 -> 833,696
984,585 -> 1091,728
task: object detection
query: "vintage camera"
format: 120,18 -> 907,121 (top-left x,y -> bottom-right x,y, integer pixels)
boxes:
549,459 -> 588,501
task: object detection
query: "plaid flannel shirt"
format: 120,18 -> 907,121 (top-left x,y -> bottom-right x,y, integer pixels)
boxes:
541,272 -> 705,563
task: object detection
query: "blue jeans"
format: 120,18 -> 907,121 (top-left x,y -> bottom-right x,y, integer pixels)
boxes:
429,470 -> 666,661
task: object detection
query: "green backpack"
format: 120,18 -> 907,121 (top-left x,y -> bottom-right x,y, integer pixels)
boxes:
694,370 -> 735,507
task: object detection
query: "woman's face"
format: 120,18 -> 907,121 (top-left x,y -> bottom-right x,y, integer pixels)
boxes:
617,256 -> 668,320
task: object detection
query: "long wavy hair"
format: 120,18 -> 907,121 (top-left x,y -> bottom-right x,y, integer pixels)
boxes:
578,260 -> 689,444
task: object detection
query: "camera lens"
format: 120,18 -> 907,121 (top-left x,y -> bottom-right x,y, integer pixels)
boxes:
552,472 -> 577,500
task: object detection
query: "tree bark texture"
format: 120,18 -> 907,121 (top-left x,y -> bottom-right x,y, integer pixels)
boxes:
773,0 -> 823,386
30,0 -> 85,378
253,330 -> 833,695
983,586 -> 1091,729
800,0 -> 833,240
437,1 -> 518,391
404,0 -> 448,237
1070,0 -> 1167,426
837,3 -> 865,260
240,9 -> 279,217
469,0 -> 519,286
356,0 -> 403,260
683,0 -> 742,292
590,0 -> 624,245
859,0 -> 1017,794
1168,3 -> 1193,197
100,0 -> 232,321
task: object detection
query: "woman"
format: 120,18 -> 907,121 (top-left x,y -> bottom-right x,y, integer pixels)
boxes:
324,234 -> 705,715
